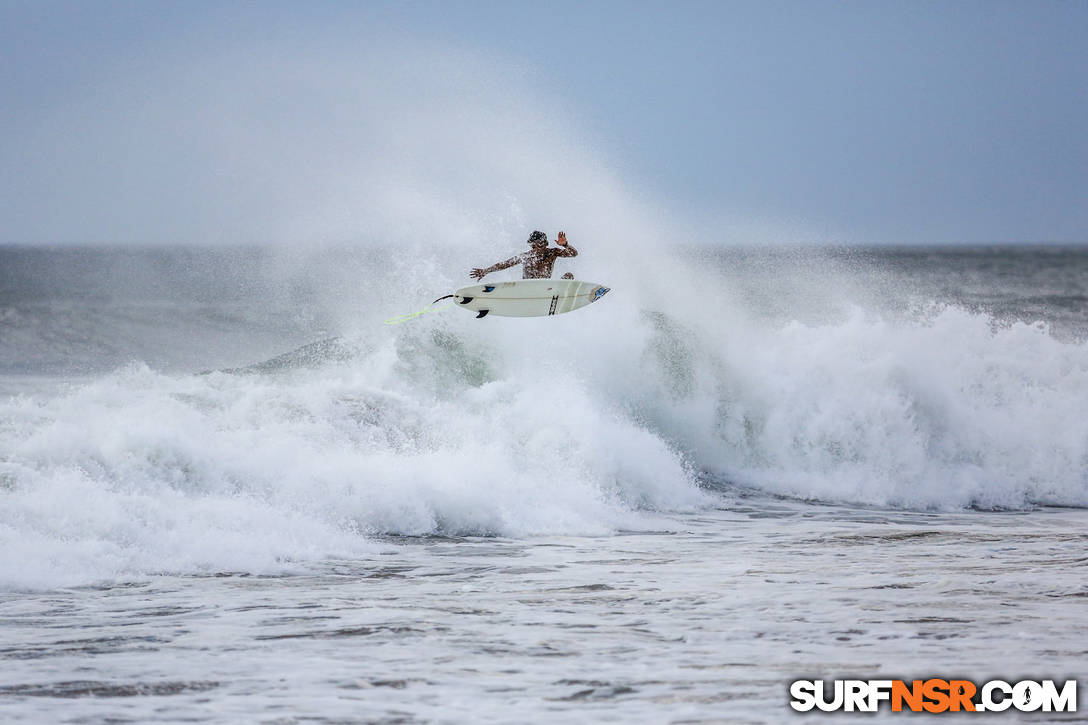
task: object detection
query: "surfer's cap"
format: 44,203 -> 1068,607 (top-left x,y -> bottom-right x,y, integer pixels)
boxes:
528,231 -> 548,244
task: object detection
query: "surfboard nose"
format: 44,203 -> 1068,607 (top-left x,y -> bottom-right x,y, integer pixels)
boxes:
592,286 -> 610,302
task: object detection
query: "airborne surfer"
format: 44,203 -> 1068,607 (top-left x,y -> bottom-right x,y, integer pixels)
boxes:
392,229 -> 603,323
470,230 -> 578,281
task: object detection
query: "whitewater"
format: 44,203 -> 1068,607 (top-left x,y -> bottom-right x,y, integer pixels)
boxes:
1,244 -> 1086,722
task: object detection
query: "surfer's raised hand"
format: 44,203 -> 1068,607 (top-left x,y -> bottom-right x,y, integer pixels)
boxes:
470,268 -> 488,280
556,231 -> 568,246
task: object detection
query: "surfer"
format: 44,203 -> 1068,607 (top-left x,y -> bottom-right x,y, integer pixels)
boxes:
470,231 -> 578,281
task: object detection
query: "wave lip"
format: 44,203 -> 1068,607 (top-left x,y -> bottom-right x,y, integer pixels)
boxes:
643,304 -> 1088,511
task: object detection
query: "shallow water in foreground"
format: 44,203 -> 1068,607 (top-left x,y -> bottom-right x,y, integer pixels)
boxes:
2,500 -> 1085,723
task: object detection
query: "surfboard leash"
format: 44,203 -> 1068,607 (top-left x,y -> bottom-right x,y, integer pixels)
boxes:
383,297 -> 455,325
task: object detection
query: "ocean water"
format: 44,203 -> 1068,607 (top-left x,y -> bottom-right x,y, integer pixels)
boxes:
1,244 -> 1086,723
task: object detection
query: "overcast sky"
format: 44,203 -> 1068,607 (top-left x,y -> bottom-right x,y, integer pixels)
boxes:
1,0 -> 1085,245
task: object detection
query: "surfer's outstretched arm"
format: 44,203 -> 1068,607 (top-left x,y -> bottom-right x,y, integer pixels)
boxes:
555,231 -> 578,257
470,255 -> 520,281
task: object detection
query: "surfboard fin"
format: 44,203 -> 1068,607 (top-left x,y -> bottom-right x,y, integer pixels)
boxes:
476,310 -> 489,319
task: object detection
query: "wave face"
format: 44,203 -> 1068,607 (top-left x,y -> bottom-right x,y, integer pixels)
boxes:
2,245 -> 1088,589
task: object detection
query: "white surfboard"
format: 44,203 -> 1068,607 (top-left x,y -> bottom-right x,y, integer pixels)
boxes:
448,279 -> 610,318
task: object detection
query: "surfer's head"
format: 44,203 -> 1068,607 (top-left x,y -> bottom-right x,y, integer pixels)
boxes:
528,230 -> 548,248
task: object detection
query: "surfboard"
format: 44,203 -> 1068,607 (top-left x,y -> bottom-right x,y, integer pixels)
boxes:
449,279 -> 610,318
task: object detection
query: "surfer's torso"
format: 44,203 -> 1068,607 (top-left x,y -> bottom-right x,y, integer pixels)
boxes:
469,231 -> 578,282
506,245 -> 578,279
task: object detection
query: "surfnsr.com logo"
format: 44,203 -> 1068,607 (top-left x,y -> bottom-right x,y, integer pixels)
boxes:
789,679 -> 1077,713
